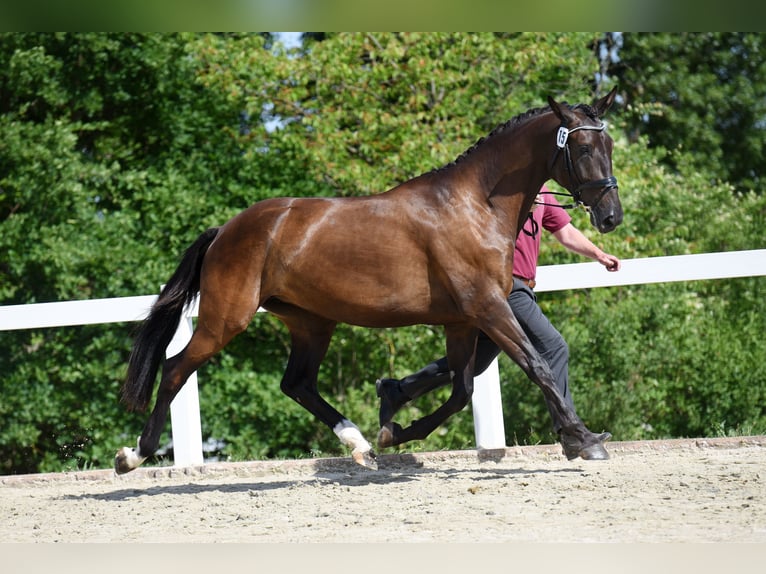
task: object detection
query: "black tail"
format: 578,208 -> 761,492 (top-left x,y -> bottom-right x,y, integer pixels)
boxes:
121,227 -> 220,411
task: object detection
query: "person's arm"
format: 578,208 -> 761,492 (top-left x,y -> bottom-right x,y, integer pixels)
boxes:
552,222 -> 621,271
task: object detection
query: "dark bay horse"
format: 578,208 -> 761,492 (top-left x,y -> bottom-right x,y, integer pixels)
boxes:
115,87 -> 622,474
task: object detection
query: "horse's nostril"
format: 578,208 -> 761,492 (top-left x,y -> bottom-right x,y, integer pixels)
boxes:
609,210 -> 624,229
599,212 -> 621,233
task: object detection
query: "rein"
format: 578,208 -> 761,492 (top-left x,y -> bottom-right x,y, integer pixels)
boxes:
533,189 -> 580,210
544,120 -> 618,211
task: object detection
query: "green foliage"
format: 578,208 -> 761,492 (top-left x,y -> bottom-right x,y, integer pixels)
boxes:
1,33 -> 765,474
611,32 -> 766,193
193,32 -> 601,197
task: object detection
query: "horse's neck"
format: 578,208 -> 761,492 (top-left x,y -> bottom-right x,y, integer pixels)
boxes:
472,124 -> 554,244
458,125 -> 550,215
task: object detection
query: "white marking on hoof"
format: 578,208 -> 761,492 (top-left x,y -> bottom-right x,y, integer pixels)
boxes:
114,437 -> 148,474
333,419 -> 373,460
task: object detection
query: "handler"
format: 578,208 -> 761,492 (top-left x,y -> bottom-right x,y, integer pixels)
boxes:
376,184 -> 621,459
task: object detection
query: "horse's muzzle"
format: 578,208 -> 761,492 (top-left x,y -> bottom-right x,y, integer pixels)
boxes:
591,205 -> 623,233
589,187 -> 623,233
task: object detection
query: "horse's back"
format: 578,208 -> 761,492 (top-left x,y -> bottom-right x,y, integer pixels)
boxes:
200,192 -> 456,326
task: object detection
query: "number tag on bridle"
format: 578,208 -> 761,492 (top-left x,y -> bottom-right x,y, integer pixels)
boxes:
556,126 -> 569,149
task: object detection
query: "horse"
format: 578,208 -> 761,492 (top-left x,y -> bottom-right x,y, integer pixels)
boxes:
115,87 -> 622,474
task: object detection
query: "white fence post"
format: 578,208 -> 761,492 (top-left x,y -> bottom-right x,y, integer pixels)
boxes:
165,310 -> 204,468
471,358 -> 506,449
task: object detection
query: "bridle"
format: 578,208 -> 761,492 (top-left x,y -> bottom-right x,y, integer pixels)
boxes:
539,120 -> 618,211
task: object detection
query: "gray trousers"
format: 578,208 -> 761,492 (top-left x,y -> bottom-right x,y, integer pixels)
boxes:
397,278 -> 576,434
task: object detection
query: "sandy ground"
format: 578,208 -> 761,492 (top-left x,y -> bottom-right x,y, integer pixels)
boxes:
2,436 -> 766,544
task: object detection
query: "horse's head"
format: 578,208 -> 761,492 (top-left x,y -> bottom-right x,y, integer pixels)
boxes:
547,87 -> 623,234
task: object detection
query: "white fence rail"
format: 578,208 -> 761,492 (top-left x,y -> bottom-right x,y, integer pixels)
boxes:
2,250 -> 765,467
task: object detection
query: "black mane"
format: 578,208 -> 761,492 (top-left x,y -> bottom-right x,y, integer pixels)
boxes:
433,101 -> 598,174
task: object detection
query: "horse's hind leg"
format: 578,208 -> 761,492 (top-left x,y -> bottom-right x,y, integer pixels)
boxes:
272,306 -> 377,469
115,305 -> 255,474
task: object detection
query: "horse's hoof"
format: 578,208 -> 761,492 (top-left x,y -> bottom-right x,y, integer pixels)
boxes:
352,449 -> 378,470
114,447 -> 137,475
114,441 -> 147,474
560,431 -> 611,461
580,441 -> 610,460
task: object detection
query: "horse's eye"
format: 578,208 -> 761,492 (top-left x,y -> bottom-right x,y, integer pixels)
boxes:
579,145 -> 592,157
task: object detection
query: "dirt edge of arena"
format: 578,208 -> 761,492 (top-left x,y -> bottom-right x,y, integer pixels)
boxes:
3,434 -> 765,487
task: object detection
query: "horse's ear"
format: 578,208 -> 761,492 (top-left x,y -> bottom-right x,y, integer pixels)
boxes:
547,95 -> 577,126
593,86 -> 618,117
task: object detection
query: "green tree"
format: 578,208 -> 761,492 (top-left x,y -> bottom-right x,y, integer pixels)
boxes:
608,32 -> 766,193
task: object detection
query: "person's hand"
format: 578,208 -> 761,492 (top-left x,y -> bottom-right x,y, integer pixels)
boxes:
600,253 -> 621,272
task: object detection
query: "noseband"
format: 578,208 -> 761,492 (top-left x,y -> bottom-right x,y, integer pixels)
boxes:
547,120 -> 618,211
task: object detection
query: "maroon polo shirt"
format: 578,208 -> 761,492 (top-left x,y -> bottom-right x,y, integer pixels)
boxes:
513,185 -> 571,281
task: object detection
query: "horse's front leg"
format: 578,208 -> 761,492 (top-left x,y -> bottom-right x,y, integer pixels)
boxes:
378,325 -> 478,448
480,303 -> 609,460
